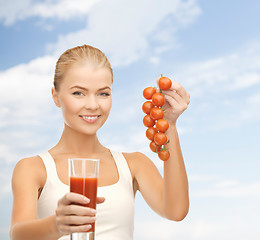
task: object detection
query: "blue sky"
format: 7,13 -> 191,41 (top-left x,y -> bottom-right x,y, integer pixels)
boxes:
1,0 -> 260,239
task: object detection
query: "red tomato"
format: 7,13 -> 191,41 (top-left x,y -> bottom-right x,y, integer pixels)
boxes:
158,150 -> 170,161
150,141 -> 161,153
158,76 -> 172,90
143,115 -> 155,127
152,93 -> 165,107
143,87 -> 156,100
156,119 -> 169,132
154,132 -> 167,145
146,127 -> 158,141
150,107 -> 164,120
142,101 -> 154,114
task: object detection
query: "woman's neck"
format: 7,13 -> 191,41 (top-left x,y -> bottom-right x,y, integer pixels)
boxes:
54,124 -> 105,156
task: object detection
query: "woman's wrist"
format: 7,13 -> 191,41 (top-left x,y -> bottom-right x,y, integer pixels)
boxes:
167,121 -> 177,133
49,215 -> 64,239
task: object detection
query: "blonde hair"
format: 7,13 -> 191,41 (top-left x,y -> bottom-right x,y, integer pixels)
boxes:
54,45 -> 113,90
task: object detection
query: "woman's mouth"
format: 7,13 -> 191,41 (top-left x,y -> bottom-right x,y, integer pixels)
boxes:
79,115 -> 101,123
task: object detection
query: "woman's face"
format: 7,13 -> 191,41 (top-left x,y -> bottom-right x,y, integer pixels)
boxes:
52,63 -> 113,135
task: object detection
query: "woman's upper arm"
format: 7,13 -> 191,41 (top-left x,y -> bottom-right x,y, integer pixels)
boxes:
11,157 -> 44,226
124,152 -> 164,217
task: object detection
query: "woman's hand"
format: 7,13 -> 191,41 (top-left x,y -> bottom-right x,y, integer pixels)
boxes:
55,192 -> 105,235
157,78 -> 190,125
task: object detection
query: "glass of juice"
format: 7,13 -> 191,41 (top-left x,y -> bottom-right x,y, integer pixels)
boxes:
69,158 -> 99,240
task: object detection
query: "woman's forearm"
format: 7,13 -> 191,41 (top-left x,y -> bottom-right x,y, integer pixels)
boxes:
163,124 -> 189,221
10,215 -> 63,240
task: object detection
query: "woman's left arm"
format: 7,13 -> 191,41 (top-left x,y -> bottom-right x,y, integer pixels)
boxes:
130,80 -> 190,221
161,80 -> 190,221
162,123 -> 189,221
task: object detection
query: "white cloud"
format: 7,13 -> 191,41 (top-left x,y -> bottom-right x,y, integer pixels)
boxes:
0,0 -> 32,25
135,219 -> 222,240
0,55 -> 56,126
205,89 -> 260,130
189,174 -> 221,182
236,91 -> 260,122
135,176 -> 260,240
134,217 -> 260,240
0,0 -> 202,58
0,144 -> 19,164
192,181 -> 260,198
214,180 -> 238,188
47,0 -> 201,67
0,227 -> 10,233
0,0 -> 101,25
189,174 -> 260,199
30,0 -> 101,21
247,92 -> 260,104
0,166 -> 13,202
149,56 -> 160,65
177,42 -> 260,95
174,41 -> 260,130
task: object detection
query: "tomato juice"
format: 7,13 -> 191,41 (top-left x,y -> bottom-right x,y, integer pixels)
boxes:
70,176 -> 98,232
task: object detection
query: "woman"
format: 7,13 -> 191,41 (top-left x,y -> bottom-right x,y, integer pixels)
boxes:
10,45 -> 190,240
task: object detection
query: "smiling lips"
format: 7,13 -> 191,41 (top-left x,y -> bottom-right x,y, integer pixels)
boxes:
79,115 -> 101,123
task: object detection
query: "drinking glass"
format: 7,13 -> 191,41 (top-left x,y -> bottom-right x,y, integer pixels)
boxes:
69,158 -> 99,240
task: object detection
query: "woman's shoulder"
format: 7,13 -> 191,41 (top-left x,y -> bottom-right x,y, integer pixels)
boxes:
14,155 -> 43,170
123,149 -> 157,162
122,151 -> 154,171
122,151 -> 148,161
12,155 -> 46,187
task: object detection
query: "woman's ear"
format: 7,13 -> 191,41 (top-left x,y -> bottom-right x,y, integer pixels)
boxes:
52,87 -> 61,108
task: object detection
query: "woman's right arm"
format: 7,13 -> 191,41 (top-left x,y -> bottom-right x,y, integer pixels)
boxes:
10,157 -> 102,240
10,157 -> 63,240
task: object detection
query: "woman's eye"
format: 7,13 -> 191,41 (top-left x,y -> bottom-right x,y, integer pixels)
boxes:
99,92 -> 110,97
73,91 -> 83,96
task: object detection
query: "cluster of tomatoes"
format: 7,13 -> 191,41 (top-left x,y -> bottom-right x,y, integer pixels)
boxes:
142,76 -> 172,161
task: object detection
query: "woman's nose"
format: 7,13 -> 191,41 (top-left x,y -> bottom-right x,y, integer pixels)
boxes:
85,95 -> 99,110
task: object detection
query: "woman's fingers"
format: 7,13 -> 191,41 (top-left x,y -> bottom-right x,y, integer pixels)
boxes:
163,90 -> 183,105
57,204 -> 96,216
170,81 -> 190,104
164,90 -> 189,111
59,224 -> 92,235
56,210 -> 95,234
59,193 -> 105,205
58,192 -> 90,206
57,193 -> 105,216
55,193 -> 105,235
58,215 -> 96,225
156,77 -> 190,105
97,196 -> 105,204
164,94 -> 188,114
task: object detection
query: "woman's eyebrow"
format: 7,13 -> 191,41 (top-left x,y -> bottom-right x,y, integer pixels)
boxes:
70,86 -> 111,91
98,86 -> 112,91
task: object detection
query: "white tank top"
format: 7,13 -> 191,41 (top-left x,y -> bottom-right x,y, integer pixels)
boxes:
37,150 -> 135,240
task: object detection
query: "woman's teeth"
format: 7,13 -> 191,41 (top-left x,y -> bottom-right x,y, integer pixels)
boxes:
81,115 -> 99,120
